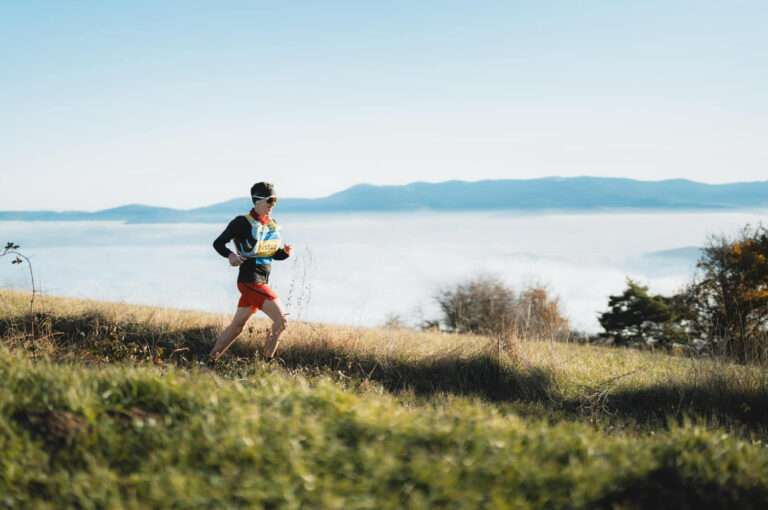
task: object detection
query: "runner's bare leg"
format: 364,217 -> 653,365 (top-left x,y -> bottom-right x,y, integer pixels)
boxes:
209,306 -> 254,361
261,298 -> 288,359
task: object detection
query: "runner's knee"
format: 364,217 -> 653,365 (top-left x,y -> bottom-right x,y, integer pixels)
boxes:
273,313 -> 288,332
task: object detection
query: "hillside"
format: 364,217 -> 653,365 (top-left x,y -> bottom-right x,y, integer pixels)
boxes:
2,289 -> 768,508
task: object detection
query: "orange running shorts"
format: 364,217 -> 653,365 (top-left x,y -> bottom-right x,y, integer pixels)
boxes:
237,282 -> 278,312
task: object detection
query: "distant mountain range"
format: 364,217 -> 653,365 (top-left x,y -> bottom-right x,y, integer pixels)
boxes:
3,177 -> 768,223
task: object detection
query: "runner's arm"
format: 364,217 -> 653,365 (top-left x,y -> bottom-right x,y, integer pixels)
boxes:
212,219 -> 240,258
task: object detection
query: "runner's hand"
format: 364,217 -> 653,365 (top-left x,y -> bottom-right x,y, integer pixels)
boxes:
228,253 -> 246,266
284,244 -> 293,257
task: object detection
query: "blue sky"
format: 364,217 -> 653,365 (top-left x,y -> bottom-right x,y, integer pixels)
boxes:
1,1 -> 766,211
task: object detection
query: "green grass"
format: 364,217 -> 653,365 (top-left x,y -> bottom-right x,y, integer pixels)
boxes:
2,348 -> 768,509
2,289 -> 768,508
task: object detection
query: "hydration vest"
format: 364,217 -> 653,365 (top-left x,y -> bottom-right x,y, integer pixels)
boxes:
236,213 -> 282,263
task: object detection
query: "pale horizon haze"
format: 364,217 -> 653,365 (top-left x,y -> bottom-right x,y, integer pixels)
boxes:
2,1 -> 766,211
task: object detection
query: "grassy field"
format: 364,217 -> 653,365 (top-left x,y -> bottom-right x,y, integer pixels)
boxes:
2,289 -> 768,508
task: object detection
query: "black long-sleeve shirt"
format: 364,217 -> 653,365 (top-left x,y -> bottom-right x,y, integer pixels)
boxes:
213,214 -> 289,284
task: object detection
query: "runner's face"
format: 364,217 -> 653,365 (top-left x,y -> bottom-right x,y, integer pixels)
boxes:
253,197 -> 276,215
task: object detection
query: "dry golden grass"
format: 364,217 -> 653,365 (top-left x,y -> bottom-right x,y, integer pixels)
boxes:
1,287 -> 762,387
0,288 -> 492,359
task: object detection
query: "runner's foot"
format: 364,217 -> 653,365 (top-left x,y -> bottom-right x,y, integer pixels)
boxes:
198,357 -> 219,371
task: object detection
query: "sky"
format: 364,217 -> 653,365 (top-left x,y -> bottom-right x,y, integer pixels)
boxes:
1,1 -> 766,211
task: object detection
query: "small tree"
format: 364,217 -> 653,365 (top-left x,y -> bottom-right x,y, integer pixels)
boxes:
598,278 -> 685,346
688,225 -> 768,361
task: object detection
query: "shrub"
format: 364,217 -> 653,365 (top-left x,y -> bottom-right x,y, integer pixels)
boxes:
434,275 -> 569,340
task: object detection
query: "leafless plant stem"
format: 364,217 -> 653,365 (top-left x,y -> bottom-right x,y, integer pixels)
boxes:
1,247 -> 36,308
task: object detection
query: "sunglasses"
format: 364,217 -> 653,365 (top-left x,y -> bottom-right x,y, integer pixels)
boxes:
252,195 -> 278,205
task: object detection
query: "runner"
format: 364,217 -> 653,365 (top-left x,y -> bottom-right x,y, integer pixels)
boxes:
208,182 -> 293,363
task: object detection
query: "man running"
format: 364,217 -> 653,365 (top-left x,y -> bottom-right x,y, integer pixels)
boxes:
209,182 -> 293,363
